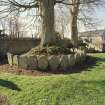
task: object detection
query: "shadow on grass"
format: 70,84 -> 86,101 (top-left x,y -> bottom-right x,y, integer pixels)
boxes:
80,80 -> 105,86
78,80 -> 105,93
71,55 -> 105,73
46,55 -> 105,74
67,77 -> 105,95
0,79 -> 21,91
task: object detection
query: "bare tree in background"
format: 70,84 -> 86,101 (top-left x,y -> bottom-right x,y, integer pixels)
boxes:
8,13 -> 20,38
0,0 -> 105,47
56,0 -> 105,47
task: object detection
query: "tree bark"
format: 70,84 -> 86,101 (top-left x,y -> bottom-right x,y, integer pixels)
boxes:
39,0 -> 56,46
70,0 -> 80,47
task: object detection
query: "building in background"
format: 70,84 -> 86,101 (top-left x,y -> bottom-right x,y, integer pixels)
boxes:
79,29 -> 105,52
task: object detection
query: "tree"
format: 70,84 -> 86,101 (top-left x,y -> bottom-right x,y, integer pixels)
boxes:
58,0 -> 105,47
39,0 -> 56,46
0,0 -> 105,47
0,0 -> 57,46
69,0 -> 80,47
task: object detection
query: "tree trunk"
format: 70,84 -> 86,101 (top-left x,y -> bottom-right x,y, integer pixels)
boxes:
70,0 -> 80,47
39,0 -> 56,46
70,11 -> 78,47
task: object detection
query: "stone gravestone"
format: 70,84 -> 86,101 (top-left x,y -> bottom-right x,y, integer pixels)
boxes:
7,53 -> 13,66
60,55 -> 69,69
27,55 -> 38,70
13,55 -> 19,66
68,54 -> 75,67
37,55 -> 48,70
48,55 -> 60,70
18,55 -> 28,69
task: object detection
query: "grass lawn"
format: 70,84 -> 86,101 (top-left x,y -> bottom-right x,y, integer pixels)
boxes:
0,53 -> 105,105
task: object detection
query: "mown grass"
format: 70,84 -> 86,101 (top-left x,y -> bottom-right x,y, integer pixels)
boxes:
0,53 -> 105,105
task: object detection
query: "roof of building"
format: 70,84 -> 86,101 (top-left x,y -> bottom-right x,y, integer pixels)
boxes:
79,29 -> 105,37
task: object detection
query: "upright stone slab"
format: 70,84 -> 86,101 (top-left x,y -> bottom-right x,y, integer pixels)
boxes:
74,52 -> 81,64
13,55 -> 19,66
37,55 -> 48,70
27,55 -> 38,70
18,55 -> 28,69
7,53 -> 13,66
79,51 -> 83,62
82,50 -> 86,61
68,54 -> 75,67
48,55 -> 60,70
60,55 -> 69,69
78,47 -> 86,61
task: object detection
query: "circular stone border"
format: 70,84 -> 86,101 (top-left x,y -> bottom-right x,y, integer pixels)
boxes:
7,48 -> 86,71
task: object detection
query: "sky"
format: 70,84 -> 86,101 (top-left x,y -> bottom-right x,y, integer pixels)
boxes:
86,7 -> 105,31
95,8 -> 105,29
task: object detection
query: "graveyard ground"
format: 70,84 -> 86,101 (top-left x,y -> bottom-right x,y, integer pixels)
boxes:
0,53 -> 105,105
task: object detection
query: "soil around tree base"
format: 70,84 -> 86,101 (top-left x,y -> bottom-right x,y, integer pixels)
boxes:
0,56 -> 95,76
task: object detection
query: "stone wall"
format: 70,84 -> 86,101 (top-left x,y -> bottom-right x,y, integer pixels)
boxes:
0,38 -> 40,55
7,49 -> 86,71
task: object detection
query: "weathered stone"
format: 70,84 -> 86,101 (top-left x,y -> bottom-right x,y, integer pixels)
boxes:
78,52 -> 82,61
68,54 -> 75,66
48,55 -> 60,70
13,55 -> 19,66
81,51 -> 86,61
37,55 -> 48,70
18,55 -> 28,69
7,53 -> 13,66
60,55 -> 69,69
27,55 -> 38,70
74,53 -> 80,64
